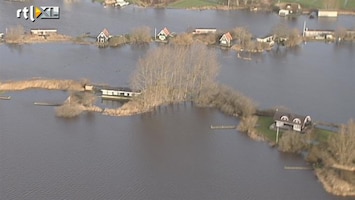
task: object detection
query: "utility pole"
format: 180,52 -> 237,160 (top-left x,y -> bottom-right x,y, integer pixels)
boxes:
154,28 -> 157,41
276,126 -> 279,144
276,108 -> 279,144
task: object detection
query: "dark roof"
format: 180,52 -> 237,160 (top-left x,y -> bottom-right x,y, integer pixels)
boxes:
282,3 -> 301,11
273,110 -> 310,125
99,86 -> 133,92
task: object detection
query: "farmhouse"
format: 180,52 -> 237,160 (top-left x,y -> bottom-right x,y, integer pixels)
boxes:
97,28 -> 111,43
278,3 -> 301,16
273,110 -> 312,132
219,32 -> 232,47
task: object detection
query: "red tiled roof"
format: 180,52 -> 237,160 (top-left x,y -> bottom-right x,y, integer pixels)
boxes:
160,27 -> 170,36
102,28 -> 110,37
224,32 -> 232,41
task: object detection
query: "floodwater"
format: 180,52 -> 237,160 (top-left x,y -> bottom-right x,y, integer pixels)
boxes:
1,1 -> 355,199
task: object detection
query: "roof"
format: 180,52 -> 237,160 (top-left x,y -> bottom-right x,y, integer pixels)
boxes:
224,32 -> 232,40
99,86 -> 133,92
159,27 -> 170,36
273,110 -> 311,125
95,85 -> 141,93
282,3 -> 301,10
220,32 -> 232,42
101,28 -> 110,38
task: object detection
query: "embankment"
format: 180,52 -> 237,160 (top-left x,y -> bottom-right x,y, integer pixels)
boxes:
0,79 -> 84,91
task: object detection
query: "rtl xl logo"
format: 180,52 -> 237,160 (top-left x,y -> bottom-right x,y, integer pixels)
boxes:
16,6 -> 60,22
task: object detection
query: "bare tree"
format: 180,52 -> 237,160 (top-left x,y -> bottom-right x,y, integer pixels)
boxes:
129,26 -> 152,44
131,43 -> 220,109
286,28 -> 302,47
326,119 -> 355,166
232,27 -> 252,48
278,130 -> 307,153
335,27 -> 347,41
272,23 -> 301,47
4,25 -> 25,42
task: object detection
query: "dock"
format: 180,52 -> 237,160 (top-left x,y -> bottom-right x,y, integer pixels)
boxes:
284,166 -> 313,170
34,102 -> 62,106
210,125 -> 236,130
0,96 -> 11,100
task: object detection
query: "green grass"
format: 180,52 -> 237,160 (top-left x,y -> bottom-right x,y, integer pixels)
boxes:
169,0 -> 219,9
312,127 -> 335,142
256,116 -> 278,142
277,0 -> 355,10
93,0 -> 105,4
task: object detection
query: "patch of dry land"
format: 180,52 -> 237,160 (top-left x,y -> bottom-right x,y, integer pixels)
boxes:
6,33 -> 73,44
0,79 -> 84,91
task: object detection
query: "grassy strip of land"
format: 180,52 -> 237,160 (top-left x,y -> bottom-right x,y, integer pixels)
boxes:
256,116 -> 277,141
277,0 -> 355,10
0,79 -> 85,91
312,126 -> 334,142
168,0 -> 219,9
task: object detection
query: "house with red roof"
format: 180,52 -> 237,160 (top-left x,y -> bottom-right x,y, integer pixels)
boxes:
157,27 -> 171,41
219,32 -> 233,47
97,28 -> 111,43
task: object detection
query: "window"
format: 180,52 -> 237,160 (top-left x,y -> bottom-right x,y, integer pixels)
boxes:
293,118 -> 301,124
281,116 -> 289,121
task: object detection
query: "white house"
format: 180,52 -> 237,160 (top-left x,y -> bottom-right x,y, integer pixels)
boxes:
219,32 -> 233,47
273,110 -> 312,132
97,28 -> 111,43
278,9 -> 291,16
256,35 -> 274,46
115,0 -> 129,7
157,27 -> 170,41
